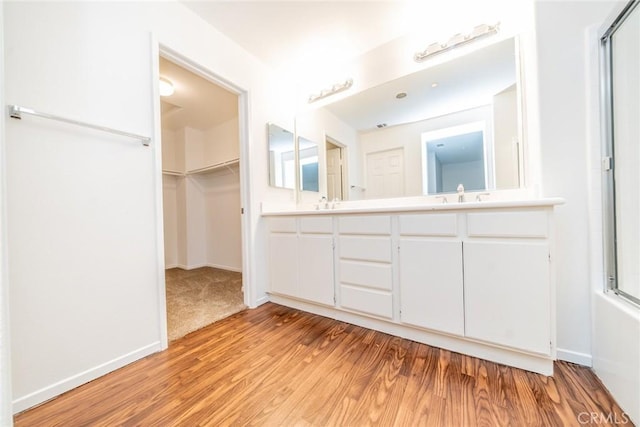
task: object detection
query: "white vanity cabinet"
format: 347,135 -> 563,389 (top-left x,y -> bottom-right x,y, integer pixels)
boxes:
268,216 -> 334,306
463,210 -> 552,355
264,199 -> 559,375
398,213 -> 464,336
337,216 -> 393,319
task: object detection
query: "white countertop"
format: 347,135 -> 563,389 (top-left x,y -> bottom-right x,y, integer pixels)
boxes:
261,197 -> 565,216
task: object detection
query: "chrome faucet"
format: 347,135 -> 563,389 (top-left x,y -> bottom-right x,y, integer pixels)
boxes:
457,184 -> 465,202
435,195 -> 448,204
320,196 -> 328,209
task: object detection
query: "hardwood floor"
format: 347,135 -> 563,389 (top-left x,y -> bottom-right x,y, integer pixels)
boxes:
15,303 -> 630,426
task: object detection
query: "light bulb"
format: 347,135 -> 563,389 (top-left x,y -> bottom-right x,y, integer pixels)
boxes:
159,78 -> 174,97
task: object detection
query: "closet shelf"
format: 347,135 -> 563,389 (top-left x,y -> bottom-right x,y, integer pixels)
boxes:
187,158 -> 239,176
162,159 -> 240,177
162,169 -> 185,177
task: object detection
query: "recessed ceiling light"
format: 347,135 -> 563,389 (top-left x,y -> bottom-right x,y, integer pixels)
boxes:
395,92 -> 407,99
159,78 -> 175,97
431,82 -> 439,88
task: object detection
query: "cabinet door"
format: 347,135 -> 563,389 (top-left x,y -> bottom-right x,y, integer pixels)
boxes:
299,234 -> 335,306
399,239 -> 464,336
463,241 -> 551,355
268,233 -> 299,297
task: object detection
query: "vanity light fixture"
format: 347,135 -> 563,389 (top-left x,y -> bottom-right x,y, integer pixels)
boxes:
159,78 -> 175,97
414,23 -> 500,62
308,78 -> 353,103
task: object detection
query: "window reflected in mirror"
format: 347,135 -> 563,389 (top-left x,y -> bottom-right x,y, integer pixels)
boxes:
267,123 -> 295,190
298,136 -> 319,192
422,122 -> 487,194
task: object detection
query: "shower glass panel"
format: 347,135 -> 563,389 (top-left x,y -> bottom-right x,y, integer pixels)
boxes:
602,0 -> 640,305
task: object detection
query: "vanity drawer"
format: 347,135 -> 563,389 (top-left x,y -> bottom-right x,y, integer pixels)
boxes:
338,215 -> 391,235
299,216 -> 333,234
340,285 -> 393,319
269,217 -> 297,233
339,260 -> 392,291
399,213 -> 458,236
467,210 -> 548,238
339,236 -> 392,263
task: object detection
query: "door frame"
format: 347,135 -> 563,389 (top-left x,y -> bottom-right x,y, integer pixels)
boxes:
150,38 -> 253,349
325,135 -> 348,200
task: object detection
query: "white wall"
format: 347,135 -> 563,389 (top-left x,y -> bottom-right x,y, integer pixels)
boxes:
0,1 -> 13,424
205,117 -> 240,166
2,0 -> 288,413
536,0 -> 639,421
162,175 -> 179,268
535,0 -> 619,366
202,172 -> 242,271
360,106 -> 493,196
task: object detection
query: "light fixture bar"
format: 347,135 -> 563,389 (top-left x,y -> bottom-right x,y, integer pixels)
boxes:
308,78 -> 353,103
414,23 -> 500,63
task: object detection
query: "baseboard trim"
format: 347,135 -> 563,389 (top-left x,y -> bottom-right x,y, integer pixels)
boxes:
206,263 -> 242,273
251,295 -> 270,308
12,341 -> 162,414
557,348 -> 593,367
269,294 -> 554,376
166,264 -> 242,273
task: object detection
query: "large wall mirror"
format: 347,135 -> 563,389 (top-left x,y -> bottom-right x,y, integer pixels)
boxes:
299,36 -> 524,201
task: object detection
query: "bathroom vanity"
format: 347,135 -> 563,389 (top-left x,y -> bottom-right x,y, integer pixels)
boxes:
263,198 -> 562,375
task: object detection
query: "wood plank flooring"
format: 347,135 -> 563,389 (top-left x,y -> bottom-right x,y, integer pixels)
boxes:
14,303 -> 631,426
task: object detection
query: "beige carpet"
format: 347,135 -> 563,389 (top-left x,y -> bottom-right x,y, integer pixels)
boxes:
165,267 -> 245,341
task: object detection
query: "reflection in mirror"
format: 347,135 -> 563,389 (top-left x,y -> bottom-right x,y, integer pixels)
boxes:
422,122 -> 487,194
268,123 -> 295,189
310,36 -> 522,200
298,136 -> 319,192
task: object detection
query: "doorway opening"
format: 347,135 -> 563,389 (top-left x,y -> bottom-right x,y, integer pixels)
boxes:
158,55 -> 245,342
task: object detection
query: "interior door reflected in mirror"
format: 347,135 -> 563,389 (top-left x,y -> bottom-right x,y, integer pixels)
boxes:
268,123 -> 295,190
298,136 -> 319,192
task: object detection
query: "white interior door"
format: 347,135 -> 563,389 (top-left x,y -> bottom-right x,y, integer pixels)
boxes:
326,147 -> 343,200
366,148 -> 404,199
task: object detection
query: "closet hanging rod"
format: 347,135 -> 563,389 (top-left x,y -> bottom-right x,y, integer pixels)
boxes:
7,104 -> 151,146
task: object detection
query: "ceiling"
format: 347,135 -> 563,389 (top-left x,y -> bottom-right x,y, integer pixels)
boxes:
159,57 -> 237,131
181,1 -> 416,71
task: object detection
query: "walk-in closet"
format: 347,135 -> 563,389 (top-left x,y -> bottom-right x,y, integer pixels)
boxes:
159,57 -> 245,341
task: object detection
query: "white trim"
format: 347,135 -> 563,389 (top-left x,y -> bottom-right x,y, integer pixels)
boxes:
150,34 -> 169,352
12,342 -> 161,414
254,295 -> 270,306
152,40 -> 255,325
207,263 -> 242,273
0,1 -> 13,423
556,348 -> 593,367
